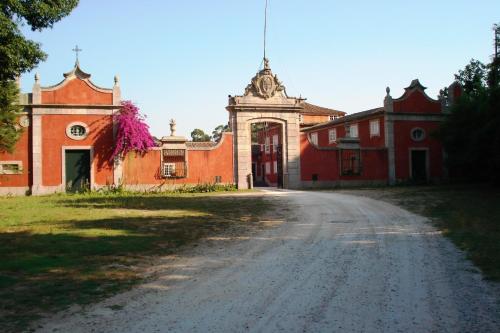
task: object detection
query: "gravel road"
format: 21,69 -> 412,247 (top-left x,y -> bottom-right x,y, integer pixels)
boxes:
36,189 -> 500,333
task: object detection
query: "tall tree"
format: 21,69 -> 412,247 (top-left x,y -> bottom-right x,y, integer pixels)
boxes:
454,59 -> 487,95
0,81 -> 22,153
0,0 -> 79,152
212,124 -> 230,142
439,28 -> 500,185
190,129 -> 211,142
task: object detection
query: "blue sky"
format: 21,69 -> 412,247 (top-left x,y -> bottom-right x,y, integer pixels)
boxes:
19,0 -> 500,137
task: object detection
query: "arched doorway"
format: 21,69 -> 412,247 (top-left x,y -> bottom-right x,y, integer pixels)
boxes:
250,120 -> 285,188
226,59 -> 304,189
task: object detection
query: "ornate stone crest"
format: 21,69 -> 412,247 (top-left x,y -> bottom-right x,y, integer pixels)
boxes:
245,58 -> 285,99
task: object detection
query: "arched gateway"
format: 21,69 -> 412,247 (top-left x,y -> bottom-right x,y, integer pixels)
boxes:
227,59 -> 304,189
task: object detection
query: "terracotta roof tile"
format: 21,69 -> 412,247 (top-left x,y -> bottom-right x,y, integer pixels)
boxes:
302,102 -> 346,116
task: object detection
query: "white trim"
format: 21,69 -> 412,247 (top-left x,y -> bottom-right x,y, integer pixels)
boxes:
0,160 -> 23,174
349,123 -> 359,138
310,132 -> 318,145
369,119 -> 380,137
410,127 -> 426,142
61,146 -> 94,191
0,187 -> 30,196
66,122 -> 90,141
32,108 -> 116,115
328,128 -> 337,143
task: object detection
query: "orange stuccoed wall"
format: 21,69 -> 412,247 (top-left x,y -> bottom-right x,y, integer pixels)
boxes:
40,114 -> 115,186
42,79 -> 113,105
0,119 -> 32,188
122,133 -> 234,187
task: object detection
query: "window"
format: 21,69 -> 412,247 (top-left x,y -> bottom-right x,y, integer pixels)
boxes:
370,120 -> 380,137
411,128 -> 426,142
162,149 -> 187,178
272,135 -> 278,153
265,162 -> 271,175
273,161 -> 277,174
329,115 -> 335,121
265,137 -> 270,154
340,149 -> 361,175
215,175 -> 222,183
163,163 -> 175,177
66,122 -> 89,140
348,124 -> 359,138
310,132 -> 318,145
328,128 -> 337,143
299,114 -> 304,123
0,161 -> 23,174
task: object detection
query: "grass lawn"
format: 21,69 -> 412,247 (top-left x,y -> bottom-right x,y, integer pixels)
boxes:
0,191 -> 274,332
341,185 -> 500,282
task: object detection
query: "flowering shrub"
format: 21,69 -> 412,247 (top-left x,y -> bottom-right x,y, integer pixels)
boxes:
112,100 -> 155,159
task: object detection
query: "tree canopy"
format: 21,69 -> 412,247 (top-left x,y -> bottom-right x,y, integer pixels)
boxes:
212,124 -> 230,142
439,41 -> 500,184
190,128 -> 211,142
0,0 -> 79,152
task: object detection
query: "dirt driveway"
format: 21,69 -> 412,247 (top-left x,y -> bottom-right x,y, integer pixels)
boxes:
36,189 -> 500,332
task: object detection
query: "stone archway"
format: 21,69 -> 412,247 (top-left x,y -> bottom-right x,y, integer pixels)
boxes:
226,59 -> 304,189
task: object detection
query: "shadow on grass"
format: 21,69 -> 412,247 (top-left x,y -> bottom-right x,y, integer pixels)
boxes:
0,194 -> 271,332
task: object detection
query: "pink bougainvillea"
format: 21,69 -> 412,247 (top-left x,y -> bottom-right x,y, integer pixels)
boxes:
112,100 -> 155,159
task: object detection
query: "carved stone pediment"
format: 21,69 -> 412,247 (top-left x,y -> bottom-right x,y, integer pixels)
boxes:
244,58 -> 286,99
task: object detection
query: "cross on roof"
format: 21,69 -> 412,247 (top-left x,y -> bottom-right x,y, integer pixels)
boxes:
72,45 -> 82,63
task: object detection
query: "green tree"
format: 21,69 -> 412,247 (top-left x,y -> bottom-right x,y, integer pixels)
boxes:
0,0 -> 79,152
212,124 -> 230,142
0,81 -> 22,153
454,59 -> 487,96
439,36 -> 500,184
190,128 -> 211,142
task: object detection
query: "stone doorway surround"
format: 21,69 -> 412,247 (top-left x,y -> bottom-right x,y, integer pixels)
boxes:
226,59 -> 304,189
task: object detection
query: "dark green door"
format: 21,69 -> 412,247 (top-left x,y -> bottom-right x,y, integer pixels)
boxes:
65,150 -> 90,192
411,150 -> 427,183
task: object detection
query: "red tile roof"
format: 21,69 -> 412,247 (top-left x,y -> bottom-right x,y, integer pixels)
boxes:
302,102 -> 346,116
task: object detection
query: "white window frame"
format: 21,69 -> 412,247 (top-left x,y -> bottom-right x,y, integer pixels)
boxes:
163,163 -> 176,177
329,115 -> 335,121
273,161 -> 277,174
265,137 -> 270,154
349,124 -> 359,138
265,162 -> 271,175
66,121 -> 89,141
370,119 -> 380,137
310,132 -> 318,145
328,128 -> 337,143
0,161 -> 23,174
299,114 -> 304,123
272,135 -> 278,153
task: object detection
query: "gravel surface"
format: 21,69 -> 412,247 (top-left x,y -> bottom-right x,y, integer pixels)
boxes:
35,189 -> 500,333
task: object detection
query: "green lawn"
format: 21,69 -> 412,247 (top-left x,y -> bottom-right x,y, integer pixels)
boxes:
342,185 -> 500,282
0,191 -> 273,332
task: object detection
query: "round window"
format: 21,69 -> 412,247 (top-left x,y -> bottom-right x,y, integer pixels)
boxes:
70,125 -> 86,137
66,122 -> 89,140
411,128 -> 426,142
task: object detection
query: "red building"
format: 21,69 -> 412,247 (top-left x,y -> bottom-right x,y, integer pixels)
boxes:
0,59 -> 460,195
299,79 -> 461,186
0,63 -> 234,195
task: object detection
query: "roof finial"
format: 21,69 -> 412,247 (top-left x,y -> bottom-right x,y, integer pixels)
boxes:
72,45 -> 82,65
169,119 -> 177,136
263,0 -> 268,61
